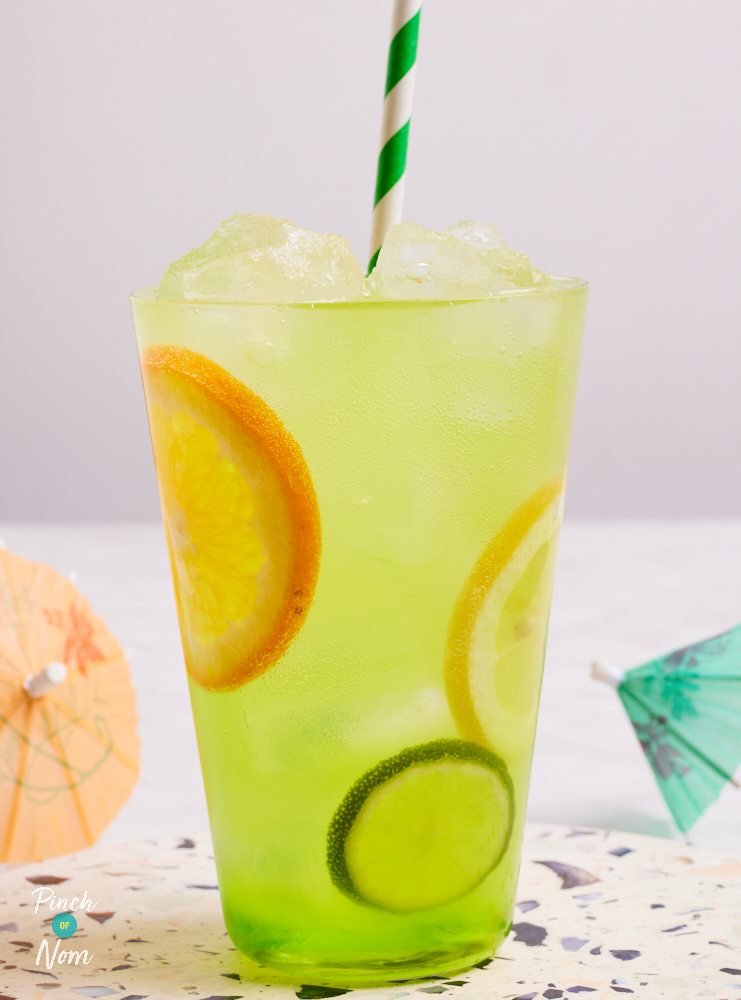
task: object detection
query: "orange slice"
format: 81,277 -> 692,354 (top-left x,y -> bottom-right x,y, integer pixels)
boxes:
445,479 -> 563,757
140,345 -> 321,692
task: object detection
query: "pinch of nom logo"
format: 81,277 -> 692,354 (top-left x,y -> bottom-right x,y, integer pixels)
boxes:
32,885 -> 97,969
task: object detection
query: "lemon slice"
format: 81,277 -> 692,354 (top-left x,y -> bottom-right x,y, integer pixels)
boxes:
445,480 -> 563,757
140,346 -> 321,692
327,739 -> 514,913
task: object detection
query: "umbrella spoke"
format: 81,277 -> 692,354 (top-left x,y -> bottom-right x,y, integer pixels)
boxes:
621,685 -> 738,784
0,687 -> 29,728
40,701 -> 95,847
46,692 -> 138,773
0,705 -> 88,780
1,698 -> 33,861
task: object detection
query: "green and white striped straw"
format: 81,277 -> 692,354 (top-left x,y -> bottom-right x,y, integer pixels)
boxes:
368,0 -> 422,274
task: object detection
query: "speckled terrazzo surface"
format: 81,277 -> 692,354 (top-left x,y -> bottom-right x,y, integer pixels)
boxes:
0,824 -> 739,1000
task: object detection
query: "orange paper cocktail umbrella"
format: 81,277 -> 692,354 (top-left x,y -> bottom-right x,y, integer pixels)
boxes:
0,548 -> 140,862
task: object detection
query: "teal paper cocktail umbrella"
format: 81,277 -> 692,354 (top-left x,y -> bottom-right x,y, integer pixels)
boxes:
592,624 -> 741,834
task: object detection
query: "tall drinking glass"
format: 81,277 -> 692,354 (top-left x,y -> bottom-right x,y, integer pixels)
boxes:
131,280 -> 587,985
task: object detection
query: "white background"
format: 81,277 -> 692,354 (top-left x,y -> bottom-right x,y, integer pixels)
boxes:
1,0 -> 740,519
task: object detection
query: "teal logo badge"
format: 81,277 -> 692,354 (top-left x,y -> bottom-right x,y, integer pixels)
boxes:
51,913 -> 77,938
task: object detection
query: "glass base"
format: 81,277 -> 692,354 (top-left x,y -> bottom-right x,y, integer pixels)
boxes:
245,942 -> 498,988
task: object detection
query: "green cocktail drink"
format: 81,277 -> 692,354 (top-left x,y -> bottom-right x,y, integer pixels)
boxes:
132,216 -> 587,984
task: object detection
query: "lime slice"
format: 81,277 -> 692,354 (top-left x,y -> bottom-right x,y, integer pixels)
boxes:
445,480 -> 563,757
327,739 -> 514,913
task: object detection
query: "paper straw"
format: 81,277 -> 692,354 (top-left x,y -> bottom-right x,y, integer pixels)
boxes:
368,0 -> 422,274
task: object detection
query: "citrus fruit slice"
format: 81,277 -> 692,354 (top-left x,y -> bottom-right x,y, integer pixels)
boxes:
445,479 -> 563,757
327,739 -> 514,913
140,345 -> 321,692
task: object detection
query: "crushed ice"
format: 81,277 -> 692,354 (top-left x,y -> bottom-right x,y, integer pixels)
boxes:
157,214 -> 551,303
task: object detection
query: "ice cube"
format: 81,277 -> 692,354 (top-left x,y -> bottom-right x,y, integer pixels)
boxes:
369,221 -> 552,299
157,214 -> 365,303
445,220 -> 511,251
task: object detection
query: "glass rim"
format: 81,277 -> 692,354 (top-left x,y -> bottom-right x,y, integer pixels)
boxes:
130,275 -> 588,309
